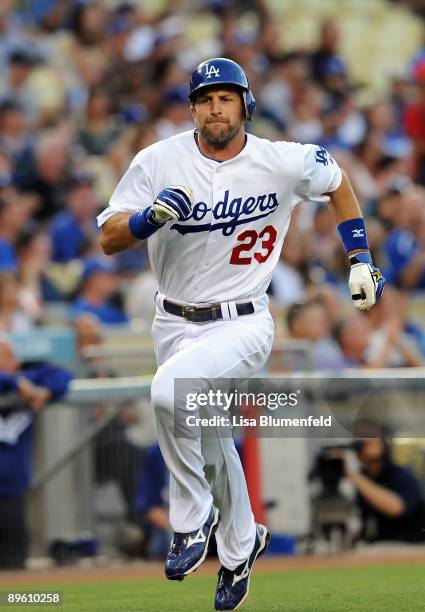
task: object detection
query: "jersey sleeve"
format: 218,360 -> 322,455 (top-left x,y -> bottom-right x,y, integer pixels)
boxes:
295,144 -> 342,203
96,158 -> 155,227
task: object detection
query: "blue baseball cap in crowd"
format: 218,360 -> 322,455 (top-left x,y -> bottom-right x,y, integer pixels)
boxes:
120,103 -> 149,124
322,57 -> 346,77
162,86 -> 189,106
109,15 -> 132,35
67,172 -> 95,191
0,174 -> 14,188
82,258 -> 116,283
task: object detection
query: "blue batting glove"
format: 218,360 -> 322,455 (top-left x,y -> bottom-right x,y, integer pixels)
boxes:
152,185 -> 193,223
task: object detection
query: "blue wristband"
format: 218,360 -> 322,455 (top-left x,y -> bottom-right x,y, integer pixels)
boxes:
337,218 -> 369,253
349,251 -> 372,265
128,207 -> 164,240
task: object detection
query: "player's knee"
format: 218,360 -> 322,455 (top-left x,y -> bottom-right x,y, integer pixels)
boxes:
151,367 -> 174,415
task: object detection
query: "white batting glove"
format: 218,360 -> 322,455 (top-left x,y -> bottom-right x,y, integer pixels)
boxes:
152,185 -> 193,223
348,253 -> 386,311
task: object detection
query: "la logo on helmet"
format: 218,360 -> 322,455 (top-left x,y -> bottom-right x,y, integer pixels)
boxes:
205,63 -> 220,79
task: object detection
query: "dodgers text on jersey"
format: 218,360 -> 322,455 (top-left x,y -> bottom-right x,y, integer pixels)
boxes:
170,189 -> 279,236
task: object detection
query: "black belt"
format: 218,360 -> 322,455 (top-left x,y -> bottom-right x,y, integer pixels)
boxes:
163,299 -> 254,322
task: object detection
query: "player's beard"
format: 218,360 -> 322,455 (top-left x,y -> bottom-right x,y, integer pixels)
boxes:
199,120 -> 242,150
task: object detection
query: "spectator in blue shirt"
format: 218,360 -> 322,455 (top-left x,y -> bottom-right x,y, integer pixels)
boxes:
50,172 -> 99,263
134,443 -> 169,559
383,186 -> 425,289
21,0 -> 71,31
311,19 -> 348,101
0,337 -> 72,569
72,258 -> 128,324
384,230 -> 425,288
0,100 -> 34,166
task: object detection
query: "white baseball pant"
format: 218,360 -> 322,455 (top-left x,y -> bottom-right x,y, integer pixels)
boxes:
150,292 -> 274,570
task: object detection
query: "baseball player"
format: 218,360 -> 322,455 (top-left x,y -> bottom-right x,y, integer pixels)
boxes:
98,58 -> 385,610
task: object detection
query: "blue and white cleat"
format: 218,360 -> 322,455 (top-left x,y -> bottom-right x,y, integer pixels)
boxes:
165,506 -> 220,581
214,523 -> 271,610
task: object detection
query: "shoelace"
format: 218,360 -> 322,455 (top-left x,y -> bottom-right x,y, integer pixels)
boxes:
171,533 -> 187,552
217,567 -> 233,588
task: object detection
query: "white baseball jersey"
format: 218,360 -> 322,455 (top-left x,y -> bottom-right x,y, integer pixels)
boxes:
97,130 -> 342,303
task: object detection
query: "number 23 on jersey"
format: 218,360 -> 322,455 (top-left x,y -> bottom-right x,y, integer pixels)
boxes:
229,225 -> 277,265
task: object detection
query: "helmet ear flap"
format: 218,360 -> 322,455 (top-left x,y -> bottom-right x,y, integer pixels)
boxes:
244,89 -> 256,121
240,91 -> 248,121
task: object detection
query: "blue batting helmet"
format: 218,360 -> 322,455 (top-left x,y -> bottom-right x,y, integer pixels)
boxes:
189,58 -> 256,121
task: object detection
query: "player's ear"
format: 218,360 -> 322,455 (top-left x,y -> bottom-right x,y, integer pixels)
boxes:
190,104 -> 197,122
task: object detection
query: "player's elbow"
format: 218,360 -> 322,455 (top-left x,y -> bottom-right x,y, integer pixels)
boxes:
99,213 -> 137,255
99,233 -> 115,255
99,233 -> 113,255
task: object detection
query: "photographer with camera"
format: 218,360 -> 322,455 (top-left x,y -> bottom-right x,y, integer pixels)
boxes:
336,423 -> 425,543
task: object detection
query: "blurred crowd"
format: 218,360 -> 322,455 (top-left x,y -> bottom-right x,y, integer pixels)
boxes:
0,0 -> 425,368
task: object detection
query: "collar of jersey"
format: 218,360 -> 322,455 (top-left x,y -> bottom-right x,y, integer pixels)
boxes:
193,130 -> 249,164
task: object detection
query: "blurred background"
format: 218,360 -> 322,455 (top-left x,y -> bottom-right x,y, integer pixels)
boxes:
1,0 -> 425,572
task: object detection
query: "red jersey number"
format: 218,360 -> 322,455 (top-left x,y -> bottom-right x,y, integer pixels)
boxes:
229,225 -> 277,265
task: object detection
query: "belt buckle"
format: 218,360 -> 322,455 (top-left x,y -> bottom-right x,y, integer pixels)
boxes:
182,305 -> 197,320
